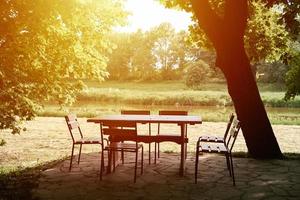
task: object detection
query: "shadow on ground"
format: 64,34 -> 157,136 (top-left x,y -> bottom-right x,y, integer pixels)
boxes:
1,152 -> 300,200
0,158 -> 65,200
27,152 -> 300,200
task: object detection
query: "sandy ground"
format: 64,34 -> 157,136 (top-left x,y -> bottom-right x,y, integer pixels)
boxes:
0,117 -> 300,170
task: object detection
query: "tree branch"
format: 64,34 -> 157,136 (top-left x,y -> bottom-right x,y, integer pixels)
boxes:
190,0 -> 223,47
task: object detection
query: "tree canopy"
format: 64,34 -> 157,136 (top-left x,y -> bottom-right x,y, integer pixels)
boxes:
160,0 -> 299,99
161,0 -> 290,64
0,0 -> 127,134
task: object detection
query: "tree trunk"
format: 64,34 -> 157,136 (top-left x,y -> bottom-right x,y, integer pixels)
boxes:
191,0 -> 283,158
216,44 -> 282,159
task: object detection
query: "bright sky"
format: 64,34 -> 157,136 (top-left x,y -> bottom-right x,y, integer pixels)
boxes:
118,0 -> 192,32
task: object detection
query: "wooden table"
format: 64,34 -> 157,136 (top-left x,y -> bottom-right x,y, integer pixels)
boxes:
87,114 -> 202,176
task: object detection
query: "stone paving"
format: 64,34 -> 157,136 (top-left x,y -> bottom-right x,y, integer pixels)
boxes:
33,152 -> 300,200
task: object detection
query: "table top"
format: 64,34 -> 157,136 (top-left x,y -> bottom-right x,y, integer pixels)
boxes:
87,114 -> 202,125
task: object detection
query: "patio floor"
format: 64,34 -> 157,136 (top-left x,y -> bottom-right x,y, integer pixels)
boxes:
32,152 -> 300,200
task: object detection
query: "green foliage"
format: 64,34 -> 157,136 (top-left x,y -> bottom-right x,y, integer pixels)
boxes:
0,0 -> 127,134
285,51 -> 300,100
185,59 -> 211,88
245,1 -> 290,63
161,0 -> 291,62
270,0 -> 300,40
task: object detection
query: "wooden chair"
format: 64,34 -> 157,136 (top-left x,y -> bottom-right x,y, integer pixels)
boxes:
121,110 -> 152,164
100,120 -> 144,183
155,110 -> 188,163
195,119 -> 241,186
198,113 -> 234,143
65,114 -> 102,171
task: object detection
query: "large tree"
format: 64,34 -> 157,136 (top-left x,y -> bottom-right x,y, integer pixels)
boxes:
0,0 -> 127,135
162,0 -> 290,158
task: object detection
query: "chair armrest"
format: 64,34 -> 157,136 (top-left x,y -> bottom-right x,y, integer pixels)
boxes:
103,138 -> 109,145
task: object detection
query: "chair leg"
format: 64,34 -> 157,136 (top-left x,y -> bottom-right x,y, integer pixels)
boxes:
185,143 -> 188,159
113,150 -> 116,172
69,144 -> 75,171
158,143 -> 160,158
195,148 -> 199,184
229,154 -> 236,186
100,151 -> 104,180
225,153 -> 232,177
141,146 -> 144,174
148,143 -> 151,164
149,124 -> 151,164
78,144 -> 82,164
107,149 -> 110,165
154,143 -> 157,164
134,149 -> 138,183
107,149 -> 112,173
121,149 -> 124,164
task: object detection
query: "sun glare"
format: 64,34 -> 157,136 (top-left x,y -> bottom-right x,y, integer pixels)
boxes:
118,0 -> 192,32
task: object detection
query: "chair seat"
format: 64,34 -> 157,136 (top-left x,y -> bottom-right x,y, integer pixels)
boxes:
105,143 -> 143,151
198,143 -> 228,153
199,135 -> 224,143
75,137 -> 102,144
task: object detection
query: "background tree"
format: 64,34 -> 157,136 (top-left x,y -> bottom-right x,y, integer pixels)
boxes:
106,24 -> 191,81
106,30 -> 157,81
106,32 -> 132,80
0,0 -> 127,134
151,23 -> 179,80
130,30 -> 157,80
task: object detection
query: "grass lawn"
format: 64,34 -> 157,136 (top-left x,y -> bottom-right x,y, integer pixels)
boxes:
39,81 -> 300,125
76,81 -> 300,107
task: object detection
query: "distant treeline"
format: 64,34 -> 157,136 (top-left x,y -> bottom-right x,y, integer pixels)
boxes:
106,23 -> 289,85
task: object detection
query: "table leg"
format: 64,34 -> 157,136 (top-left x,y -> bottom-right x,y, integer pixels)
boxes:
106,144 -> 120,174
179,124 -> 187,176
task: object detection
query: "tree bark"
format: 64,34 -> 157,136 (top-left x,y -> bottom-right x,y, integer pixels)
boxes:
191,0 -> 282,158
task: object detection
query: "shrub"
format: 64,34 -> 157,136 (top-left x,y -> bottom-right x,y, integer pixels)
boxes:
185,59 -> 211,89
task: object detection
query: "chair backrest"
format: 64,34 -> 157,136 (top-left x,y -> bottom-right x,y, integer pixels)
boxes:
159,110 -> 188,116
223,113 -> 235,140
65,114 -> 83,143
158,110 -> 188,134
226,119 -> 241,153
121,110 -> 150,115
121,110 -> 151,135
100,120 -> 137,143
